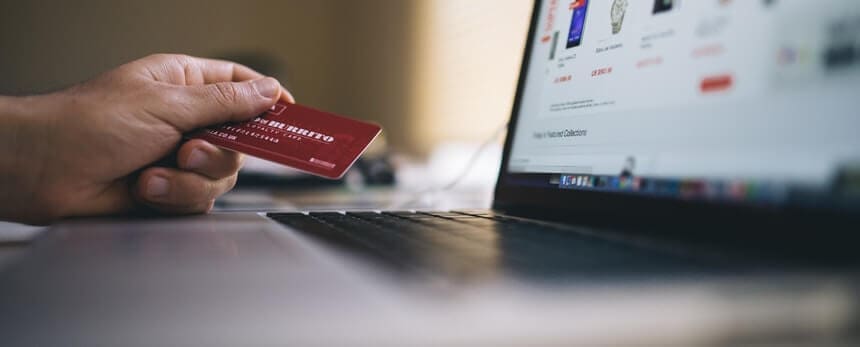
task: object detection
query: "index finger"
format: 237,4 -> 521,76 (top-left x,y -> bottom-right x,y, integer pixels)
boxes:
177,139 -> 244,179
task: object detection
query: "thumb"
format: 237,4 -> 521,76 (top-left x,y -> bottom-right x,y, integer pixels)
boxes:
172,77 -> 281,131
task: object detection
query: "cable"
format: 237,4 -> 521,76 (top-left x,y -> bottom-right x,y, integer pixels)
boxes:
386,121 -> 509,209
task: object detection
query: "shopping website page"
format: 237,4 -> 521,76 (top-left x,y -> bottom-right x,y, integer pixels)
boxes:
508,0 -> 860,206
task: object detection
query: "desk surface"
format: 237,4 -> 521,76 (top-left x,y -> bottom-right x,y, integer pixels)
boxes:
0,222 -> 43,270
0,186 -> 492,270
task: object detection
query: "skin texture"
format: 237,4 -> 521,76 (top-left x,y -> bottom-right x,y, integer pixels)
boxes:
0,54 -> 294,225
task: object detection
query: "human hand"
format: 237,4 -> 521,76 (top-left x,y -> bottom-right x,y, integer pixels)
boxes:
0,54 -> 294,224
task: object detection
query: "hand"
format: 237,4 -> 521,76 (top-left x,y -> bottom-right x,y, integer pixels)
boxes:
0,54 -> 294,224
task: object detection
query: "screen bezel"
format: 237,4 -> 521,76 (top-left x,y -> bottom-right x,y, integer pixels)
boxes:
491,0 -> 858,234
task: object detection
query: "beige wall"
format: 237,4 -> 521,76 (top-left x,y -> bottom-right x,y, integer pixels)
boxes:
327,1 -> 417,155
0,0 -> 530,156
410,1 -> 532,153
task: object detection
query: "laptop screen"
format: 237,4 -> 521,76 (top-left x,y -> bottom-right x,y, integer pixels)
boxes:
505,0 -> 860,211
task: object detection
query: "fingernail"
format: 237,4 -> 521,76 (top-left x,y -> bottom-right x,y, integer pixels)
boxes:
186,148 -> 208,169
147,176 -> 169,198
252,78 -> 280,99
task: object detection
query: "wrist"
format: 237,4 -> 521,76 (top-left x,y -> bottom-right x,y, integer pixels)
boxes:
0,94 -> 60,224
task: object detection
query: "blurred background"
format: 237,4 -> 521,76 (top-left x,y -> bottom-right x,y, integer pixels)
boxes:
0,0 -> 533,209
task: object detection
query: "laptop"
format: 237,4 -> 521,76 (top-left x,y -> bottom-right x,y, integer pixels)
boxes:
2,0 -> 859,345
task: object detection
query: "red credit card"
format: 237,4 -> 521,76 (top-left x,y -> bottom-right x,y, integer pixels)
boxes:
190,101 -> 382,179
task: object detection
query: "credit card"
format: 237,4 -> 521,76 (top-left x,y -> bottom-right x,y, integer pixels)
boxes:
190,101 -> 382,179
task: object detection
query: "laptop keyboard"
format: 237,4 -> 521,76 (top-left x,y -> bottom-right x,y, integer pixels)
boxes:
268,210 -> 721,281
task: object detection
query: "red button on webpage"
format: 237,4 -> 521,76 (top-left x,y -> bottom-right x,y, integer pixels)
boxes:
700,74 -> 733,93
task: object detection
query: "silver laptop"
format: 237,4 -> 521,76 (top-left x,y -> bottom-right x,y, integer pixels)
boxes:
2,0 -> 860,345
